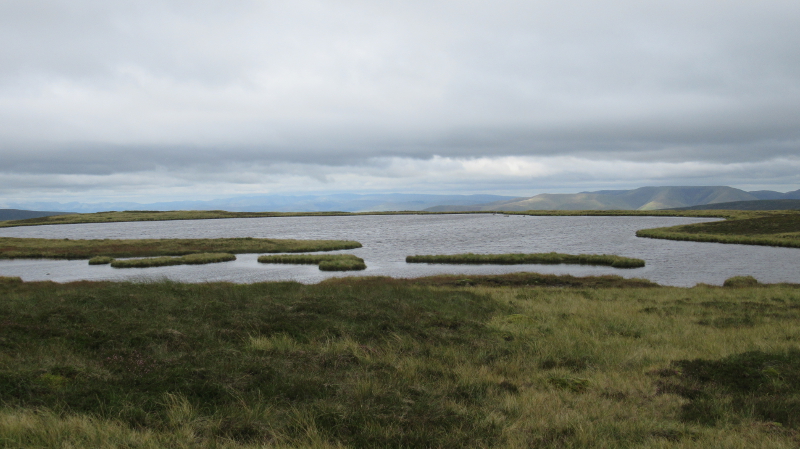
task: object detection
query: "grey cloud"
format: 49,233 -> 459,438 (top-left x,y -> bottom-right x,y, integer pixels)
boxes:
1,0 -> 799,196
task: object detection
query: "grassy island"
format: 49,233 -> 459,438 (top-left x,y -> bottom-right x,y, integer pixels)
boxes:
108,253 -> 237,268
0,275 -> 798,448
258,254 -> 367,271
0,237 -> 362,260
407,252 -> 646,268
636,212 -> 800,248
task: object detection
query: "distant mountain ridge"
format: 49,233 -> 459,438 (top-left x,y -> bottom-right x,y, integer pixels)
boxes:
425,187 -> 800,212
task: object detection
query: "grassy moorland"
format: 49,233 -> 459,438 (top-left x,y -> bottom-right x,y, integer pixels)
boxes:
407,252 -> 645,268
0,275 -> 799,448
637,212 -> 800,248
0,237 -> 362,260
108,253 -> 237,268
0,209 -> 748,229
258,254 -> 367,271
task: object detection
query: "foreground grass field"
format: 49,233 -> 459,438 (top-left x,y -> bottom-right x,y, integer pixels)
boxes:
407,252 -> 645,268
0,237 -> 362,260
0,274 -> 798,448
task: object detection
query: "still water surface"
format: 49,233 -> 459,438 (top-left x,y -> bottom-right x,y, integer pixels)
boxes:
0,214 -> 797,287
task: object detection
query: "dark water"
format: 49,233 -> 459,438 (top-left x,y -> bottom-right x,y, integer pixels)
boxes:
0,214 -> 797,286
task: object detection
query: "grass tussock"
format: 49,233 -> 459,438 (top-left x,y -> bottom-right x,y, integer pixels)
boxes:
1,277 -> 799,447
88,256 -> 114,265
723,275 -> 760,288
258,254 -> 367,271
407,252 -> 645,268
637,212 -> 800,248
110,253 -> 236,268
0,237 -> 362,260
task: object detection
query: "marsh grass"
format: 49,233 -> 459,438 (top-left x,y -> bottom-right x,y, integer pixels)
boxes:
88,256 -> 114,265
0,237 -> 362,260
109,253 -> 236,268
0,276 -> 799,447
258,254 -> 367,271
407,252 -> 645,268
637,212 -> 800,248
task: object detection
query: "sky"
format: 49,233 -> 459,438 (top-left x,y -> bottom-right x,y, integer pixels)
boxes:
2,0 -> 800,206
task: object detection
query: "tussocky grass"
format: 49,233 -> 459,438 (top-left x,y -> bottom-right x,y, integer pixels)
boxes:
0,237 -> 362,260
407,252 -> 645,268
258,254 -> 367,271
0,275 -> 799,447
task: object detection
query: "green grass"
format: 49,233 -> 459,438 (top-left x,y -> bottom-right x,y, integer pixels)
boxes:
637,212 -> 800,248
0,275 -> 799,447
109,253 -> 237,268
407,252 -> 646,268
258,254 -> 367,271
0,237 -> 362,260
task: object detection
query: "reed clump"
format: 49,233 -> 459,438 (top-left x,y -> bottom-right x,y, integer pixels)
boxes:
110,253 -> 236,268
0,277 -> 799,447
0,237 -> 362,260
258,254 -> 367,271
407,252 -> 645,268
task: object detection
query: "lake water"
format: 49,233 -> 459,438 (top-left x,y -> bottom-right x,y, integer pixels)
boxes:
0,214 -> 797,287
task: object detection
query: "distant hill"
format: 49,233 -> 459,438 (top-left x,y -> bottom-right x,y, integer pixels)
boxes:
426,186 -> 796,212
669,199 -> 800,211
748,189 -> 800,200
0,209 -> 74,221
7,188 -> 799,215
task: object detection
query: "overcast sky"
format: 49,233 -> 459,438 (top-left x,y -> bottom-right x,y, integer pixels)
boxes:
2,0 -> 799,205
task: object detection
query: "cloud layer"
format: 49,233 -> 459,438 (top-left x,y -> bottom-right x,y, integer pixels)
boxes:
2,0 -> 799,202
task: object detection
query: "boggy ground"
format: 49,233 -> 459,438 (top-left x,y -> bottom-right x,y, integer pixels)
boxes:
0,274 -> 799,448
